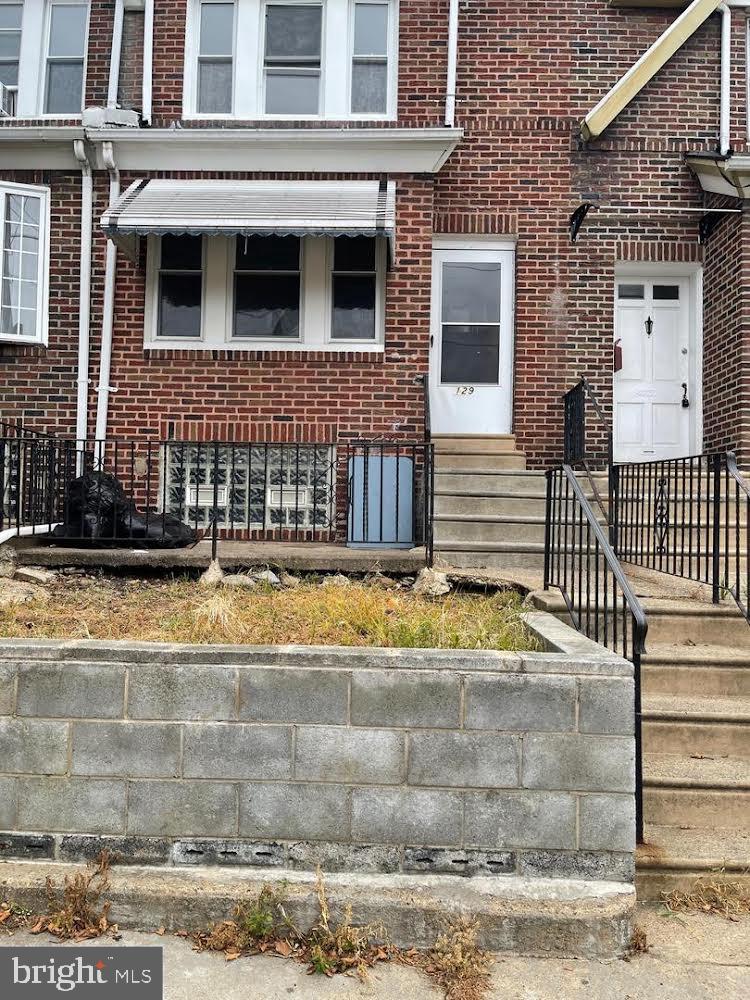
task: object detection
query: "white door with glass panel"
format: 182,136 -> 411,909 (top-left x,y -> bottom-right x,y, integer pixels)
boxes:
614,277 -> 692,462
429,248 -> 515,435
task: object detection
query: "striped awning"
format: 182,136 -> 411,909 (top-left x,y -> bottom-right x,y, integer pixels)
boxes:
100,178 -> 396,259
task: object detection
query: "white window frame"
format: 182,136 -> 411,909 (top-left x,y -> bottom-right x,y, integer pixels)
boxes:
183,0 -> 398,121
10,0 -> 89,119
0,181 -> 51,347
144,234 -> 386,352
0,1 -> 23,114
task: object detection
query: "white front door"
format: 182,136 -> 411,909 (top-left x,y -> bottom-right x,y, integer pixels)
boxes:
614,275 -> 694,463
429,246 -> 515,435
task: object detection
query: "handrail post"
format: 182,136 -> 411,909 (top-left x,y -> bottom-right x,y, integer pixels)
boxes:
543,468 -> 552,589
633,645 -> 644,844
211,441 -> 220,564
711,453 -> 721,604
609,461 -> 619,551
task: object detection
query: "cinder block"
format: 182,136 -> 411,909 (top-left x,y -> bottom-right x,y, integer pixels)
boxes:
239,782 -> 349,841
128,781 -> 237,837
522,734 -> 634,793
579,794 -> 636,853
0,718 -> 68,775
183,724 -> 292,780
403,847 -> 516,877
128,664 -> 237,721
16,777 -> 126,834
408,732 -> 519,788
172,839 -> 287,867
350,671 -> 459,728
465,674 -> 576,732
287,841 -> 401,874
239,668 -> 348,724
59,834 -> 171,866
464,791 -> 577,850
0,776 -> 15,827
518,850 -> 635,883
0,833 -> 54,860
295,727 -> 404,785
351,788 -> 462,845
71,722 -> 181,778
578,679 -> 634,736
17,662 -> 125,719
0,662 -> 15,715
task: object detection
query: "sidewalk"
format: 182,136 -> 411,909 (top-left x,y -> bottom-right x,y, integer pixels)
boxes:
3,904 -> 749,999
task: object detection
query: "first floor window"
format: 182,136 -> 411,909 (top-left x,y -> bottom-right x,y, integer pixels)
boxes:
332,235 -> 376,340
164,443 -> 336,531
197,0 -> 234,113
0,183 -> 48,344
158,235 -> 203,338
234,235 -> 301,338
44,1 -> 88,114
0,3 -> 22,114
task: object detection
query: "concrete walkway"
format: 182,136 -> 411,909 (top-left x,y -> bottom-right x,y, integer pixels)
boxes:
4,905 -> 749,999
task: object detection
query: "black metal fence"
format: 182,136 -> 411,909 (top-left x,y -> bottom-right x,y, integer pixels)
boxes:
0,427 -> 435,564
612,452 -> 749,622
544,463 -> 648,841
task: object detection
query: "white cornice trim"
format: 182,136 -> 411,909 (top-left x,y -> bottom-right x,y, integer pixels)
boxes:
83,127 -> 464,173
0,126 -> 86,167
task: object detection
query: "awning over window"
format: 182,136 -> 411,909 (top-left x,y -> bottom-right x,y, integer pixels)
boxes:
100,179 -> 397,260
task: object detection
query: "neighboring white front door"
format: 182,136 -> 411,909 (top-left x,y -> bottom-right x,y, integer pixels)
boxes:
614,275 -> 696,463
429,245 -> 515,435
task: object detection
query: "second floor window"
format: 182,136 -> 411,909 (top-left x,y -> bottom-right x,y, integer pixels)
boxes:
44,1 -> 87,114
185,0 -> 397,120
0,4 -> 22,114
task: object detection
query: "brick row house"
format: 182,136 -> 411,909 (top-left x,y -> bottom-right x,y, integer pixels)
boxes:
0,0 -> 748,553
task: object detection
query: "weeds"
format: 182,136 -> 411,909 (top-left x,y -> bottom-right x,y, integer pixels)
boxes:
625,924 -> 649,957
30,851 -> 117,941
409,917 -> 492,1000
662,875 -> 750,920
0,901 -> 33,933
0,575 -> 537,651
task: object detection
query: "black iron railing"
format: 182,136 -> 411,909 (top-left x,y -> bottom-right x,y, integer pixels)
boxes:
613,453 -> 749,623
545,464 -> 648,841
0,428 -> 435,565
563,377 -> 613,528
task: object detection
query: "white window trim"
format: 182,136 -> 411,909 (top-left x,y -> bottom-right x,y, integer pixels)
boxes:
12,0 -> 89,119
144,234 -> 386,352
0,181 -> 51,347
182,0 -> 398,121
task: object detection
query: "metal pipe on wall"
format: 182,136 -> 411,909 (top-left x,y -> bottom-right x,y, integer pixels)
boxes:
72,140 -> 93,466
94,142 -> 121,463
107,0 -> 125,108
445,0 -> 459,126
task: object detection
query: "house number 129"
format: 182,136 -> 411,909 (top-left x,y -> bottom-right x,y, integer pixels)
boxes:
455,386 -> 475,396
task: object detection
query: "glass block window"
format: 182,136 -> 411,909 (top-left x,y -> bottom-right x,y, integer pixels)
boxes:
0,186 -> 47,344
164,443 -> 336,530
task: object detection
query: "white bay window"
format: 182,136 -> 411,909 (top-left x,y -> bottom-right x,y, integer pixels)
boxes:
0,182 -> 50,345
184,0 -> 397,119
146,233 -> 386,351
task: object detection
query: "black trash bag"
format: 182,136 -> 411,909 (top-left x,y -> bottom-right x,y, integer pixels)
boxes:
50,471 -> 198,548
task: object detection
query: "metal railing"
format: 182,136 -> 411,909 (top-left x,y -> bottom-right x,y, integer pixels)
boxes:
0,428 -> 435,564
613,452 -> 749,623
563,377 -> 613,528
545,464 -> 648,841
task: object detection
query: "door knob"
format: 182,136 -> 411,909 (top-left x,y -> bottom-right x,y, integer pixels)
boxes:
681,383 -> 689,409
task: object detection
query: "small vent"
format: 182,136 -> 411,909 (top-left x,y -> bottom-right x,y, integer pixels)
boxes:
187,485 -> 228,507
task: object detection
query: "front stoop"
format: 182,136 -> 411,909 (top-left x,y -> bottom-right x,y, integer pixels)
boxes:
0,862 -> 635,958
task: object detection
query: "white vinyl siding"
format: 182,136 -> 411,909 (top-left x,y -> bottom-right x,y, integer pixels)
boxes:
183,0 -> 397,120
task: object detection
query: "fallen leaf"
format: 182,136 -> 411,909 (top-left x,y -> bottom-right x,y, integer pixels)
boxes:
275,940 -> 293,957
156,927 -> 166,937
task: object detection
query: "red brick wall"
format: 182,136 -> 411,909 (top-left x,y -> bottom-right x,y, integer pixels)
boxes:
117,10 -> 144,112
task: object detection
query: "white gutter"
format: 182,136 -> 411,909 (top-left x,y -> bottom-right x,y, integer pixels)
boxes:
142,0 -> 154,124
445,0 -> 459,126
94,142 -> 121,463
72,140 -> 93,467
719,3 -> 731,154
107,0 -> 126,109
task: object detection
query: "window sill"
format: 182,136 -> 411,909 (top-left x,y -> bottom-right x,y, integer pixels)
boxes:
0,336 -> 46,348
144,340 -> 385,354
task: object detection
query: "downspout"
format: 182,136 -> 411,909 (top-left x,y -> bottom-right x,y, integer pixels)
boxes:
445,0 -> 459,126
142,0 -> 154,125
719,4 -> 731,154
73,140 -> 93,467
107,0 -> 125,109
93,141 -> 120,462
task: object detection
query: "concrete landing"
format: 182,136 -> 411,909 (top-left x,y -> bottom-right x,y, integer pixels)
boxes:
0,861 -> 635,959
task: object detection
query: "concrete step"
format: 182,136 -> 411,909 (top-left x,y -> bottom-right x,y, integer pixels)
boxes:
642,694 -> 750,757
643,752 -> 750,830
432,435 -> 519,455
434,471 -> 545,494
636,824 -> 750,899
433,514 -> 548,545
642,644 -> 750,698
434,542 -> 548,571
434,493 -> 549,518
434,453 -> 527,472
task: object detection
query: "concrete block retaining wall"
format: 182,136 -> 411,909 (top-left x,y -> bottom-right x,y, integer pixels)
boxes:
0,620 -> 635,883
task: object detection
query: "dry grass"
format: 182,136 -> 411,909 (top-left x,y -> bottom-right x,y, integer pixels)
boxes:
662,875 -> 750,920
403,917 -> 492,1000
0,574 -> 537,650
